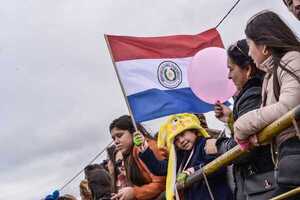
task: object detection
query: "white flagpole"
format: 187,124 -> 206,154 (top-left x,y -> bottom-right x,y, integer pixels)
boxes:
104,34 -> 139,131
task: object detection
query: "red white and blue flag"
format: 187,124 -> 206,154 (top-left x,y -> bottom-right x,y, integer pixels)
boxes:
106,28 -> 225,122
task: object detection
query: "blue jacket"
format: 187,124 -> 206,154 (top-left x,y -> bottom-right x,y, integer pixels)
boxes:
140,137 -> 233,200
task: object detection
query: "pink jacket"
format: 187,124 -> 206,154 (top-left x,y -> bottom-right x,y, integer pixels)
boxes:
234,51 -> 300,146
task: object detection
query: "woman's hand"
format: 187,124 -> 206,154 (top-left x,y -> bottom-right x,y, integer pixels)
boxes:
214,101 -> 232,123
111,187 -> 135,200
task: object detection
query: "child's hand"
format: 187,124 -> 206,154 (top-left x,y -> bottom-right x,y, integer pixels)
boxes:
176,171 -> 189,185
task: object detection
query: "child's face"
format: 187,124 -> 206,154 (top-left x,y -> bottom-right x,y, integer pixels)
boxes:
174,130 -> 197,151
111,127 -> 133,155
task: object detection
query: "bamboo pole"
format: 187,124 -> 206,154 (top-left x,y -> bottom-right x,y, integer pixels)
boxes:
270,187 -> 300,200
156,105 -> 300,199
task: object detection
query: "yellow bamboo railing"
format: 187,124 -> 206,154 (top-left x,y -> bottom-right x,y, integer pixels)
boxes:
270,187 -> 300,200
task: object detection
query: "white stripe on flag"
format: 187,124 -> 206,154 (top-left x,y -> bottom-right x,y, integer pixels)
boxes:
116,57 -> 192,96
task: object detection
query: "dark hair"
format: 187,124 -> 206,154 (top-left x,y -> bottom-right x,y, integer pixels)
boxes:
84,164 -> 103,178
109,115 -> 152,138
245,10 -> 300,97
106,145 -> 116,162
245,11 -> 300,55
106,145 -> 118,193
227,39 -> 263,77
85,166 -> 112,200
109,115 -> 152,187
100,159 -> 109,172
282,0 -> 289,6
194,113 -> 208,128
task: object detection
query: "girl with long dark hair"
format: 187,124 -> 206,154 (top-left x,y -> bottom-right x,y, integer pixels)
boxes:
109,115 -> 166,200
233,10 -> 300,199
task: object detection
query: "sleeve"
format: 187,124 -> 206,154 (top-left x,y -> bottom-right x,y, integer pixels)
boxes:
189,139 -> 226,178
216,87 -> 262,158
201,139 -> 227,178
133,178 -> 166,200
216,136 -> 237,154
234,56 -> 300,140
139,147 -> 168,176
133,142 -> 167,200
237,87 -> 261,118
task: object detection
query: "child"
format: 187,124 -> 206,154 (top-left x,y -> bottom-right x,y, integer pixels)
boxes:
109,115 -> 166,200
135,113 -> 233,200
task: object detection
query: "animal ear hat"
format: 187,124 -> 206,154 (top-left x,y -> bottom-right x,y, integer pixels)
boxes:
157,113 -> 209,200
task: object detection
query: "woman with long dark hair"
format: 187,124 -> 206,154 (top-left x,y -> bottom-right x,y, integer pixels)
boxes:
205,39 -> 276,200
233,10 -> 300,199
109,115 -> 166,200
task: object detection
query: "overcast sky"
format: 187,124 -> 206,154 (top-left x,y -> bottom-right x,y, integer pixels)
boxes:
0,0 -> 299,199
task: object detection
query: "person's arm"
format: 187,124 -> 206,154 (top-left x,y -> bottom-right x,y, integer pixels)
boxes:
112,180 -> 166,200
139,147 -> 168,176
199,139 -> 228,178
216,87 -> 262,150
234,55 -> 300,140
132,176 -> 166,200
215,136 -> 237,154
133,141 -> 167,200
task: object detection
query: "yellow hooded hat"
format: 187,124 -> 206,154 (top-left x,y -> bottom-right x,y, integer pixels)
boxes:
157,113 -> 209,200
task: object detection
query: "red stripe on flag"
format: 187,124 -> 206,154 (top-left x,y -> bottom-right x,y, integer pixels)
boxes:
106,28 -> 224,62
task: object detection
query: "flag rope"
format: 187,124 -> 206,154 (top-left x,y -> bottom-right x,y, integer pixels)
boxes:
50,0 -> 244,196
58,141 -> 114,192
215,0 -> 242,29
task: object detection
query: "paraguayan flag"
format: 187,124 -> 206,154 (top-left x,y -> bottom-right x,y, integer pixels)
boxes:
106,28 -> 224,122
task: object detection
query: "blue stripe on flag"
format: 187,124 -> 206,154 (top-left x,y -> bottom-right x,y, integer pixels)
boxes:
128,88 -> 214,122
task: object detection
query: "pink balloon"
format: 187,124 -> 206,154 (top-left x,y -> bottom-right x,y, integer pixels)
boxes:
187,47 -> 236,104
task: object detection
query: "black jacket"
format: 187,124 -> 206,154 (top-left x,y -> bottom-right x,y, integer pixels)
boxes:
216,75 -> 275,199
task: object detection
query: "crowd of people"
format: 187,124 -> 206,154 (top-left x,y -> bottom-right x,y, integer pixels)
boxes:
45,1 -> 300,200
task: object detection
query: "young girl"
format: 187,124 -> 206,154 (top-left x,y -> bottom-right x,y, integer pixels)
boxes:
233,10 -> 300,199
106,145 -> 128,193
109,115 -> 166,200
135,113 -> 233,200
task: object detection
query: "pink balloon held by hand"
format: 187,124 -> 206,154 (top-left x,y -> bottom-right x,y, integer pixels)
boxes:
187,47 -> 236,104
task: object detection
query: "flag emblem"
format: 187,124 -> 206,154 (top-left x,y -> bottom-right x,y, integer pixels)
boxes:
157,61 -> 182,89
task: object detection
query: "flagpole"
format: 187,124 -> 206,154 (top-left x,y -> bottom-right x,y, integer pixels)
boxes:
104,34 -> 139,131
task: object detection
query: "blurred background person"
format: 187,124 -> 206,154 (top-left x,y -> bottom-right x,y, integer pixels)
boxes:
79,179 -> 92,200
